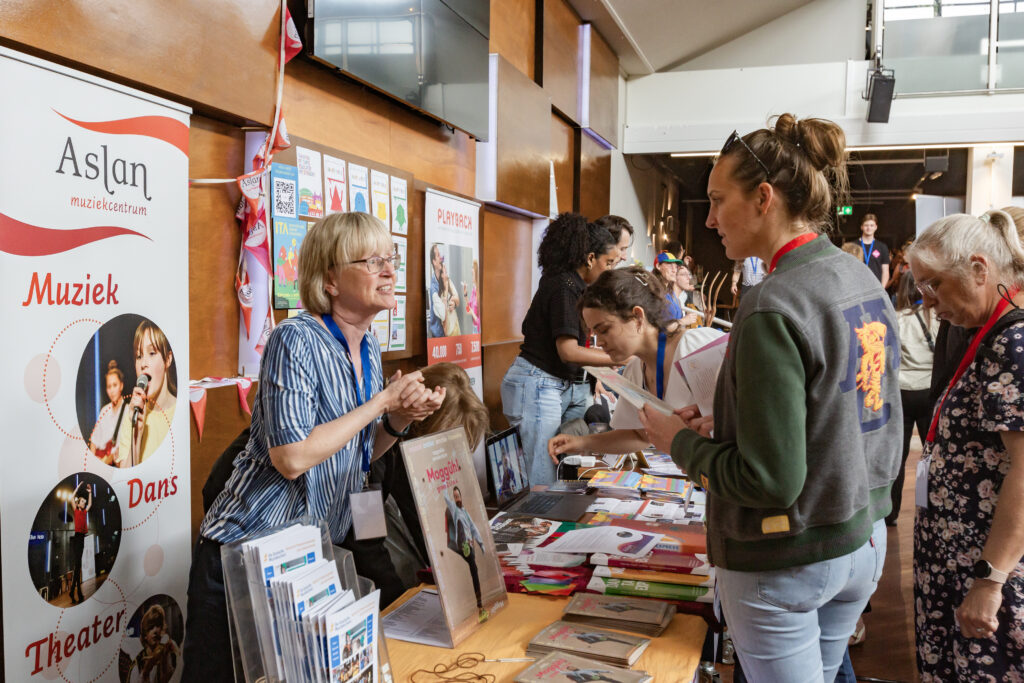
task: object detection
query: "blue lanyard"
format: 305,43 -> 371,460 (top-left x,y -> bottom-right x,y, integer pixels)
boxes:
656,331 -> 666,400
321,314 -> 375,472
748,257 -> 758,277
861,239 -> 874,266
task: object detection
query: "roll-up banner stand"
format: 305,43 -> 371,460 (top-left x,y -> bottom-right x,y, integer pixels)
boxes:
0,48 -> 191,681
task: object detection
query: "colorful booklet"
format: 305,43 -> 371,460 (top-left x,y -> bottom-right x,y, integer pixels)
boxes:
515,651 -> 652,683
587,575 -> 714,603
592,565 -> 715,588
527,621 -> 650,666
561,593 -> 676,637
588,470 -> 643,490
590,550 -> 711,576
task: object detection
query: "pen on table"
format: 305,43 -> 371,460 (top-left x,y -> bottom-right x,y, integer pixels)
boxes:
484,657 -> 535,663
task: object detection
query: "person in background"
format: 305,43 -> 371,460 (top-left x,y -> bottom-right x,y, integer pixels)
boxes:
427,243 -> 446,338
118,321 -> 177,466
730,256 -> 766,300
184,212 -> 444,680
440,260 -> 462,336
908,210 -> 1024,681
675,265 -> 702,325
89,360 -> 127,465
594,214 -> 635,266
641,115 -> 900,682
857,213 -> 891,288
651,250 -> 685,320
500,213 -> 618,485
547,267 -> 722,461
887,269 -> 938,527
462,260 -> 480,333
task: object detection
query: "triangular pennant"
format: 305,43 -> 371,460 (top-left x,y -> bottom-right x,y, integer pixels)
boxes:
270,107 -> 290,155
255,311 -> 272,356
189,387 -> 208,441
243,203 -> 272,273
236,378 -> 253,416
236,168 -> 267,216
236,269 -> 254,336
283,8 -> 304,63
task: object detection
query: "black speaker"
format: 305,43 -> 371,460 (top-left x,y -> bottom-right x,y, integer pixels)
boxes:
924,152 -> 949,173
866,70 -> 896,123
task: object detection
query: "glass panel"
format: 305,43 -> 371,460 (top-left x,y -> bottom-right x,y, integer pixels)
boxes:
884,4 -> 991,92
997,3 -> 1024,86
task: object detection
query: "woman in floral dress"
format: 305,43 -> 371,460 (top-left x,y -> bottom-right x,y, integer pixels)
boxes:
907,209 -> 1024,681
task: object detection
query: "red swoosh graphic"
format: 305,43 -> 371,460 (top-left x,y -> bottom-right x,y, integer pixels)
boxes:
0,212 -> 150,256
54,111 -> 189,156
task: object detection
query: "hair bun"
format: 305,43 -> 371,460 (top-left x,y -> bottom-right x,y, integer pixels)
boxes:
107,360 -> 118,370
771,113 -> 846,172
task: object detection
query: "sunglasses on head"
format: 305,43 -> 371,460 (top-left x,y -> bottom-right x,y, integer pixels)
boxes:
721,130 -> 772,180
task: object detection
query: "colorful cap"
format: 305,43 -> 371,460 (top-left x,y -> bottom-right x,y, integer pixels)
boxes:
654,250 -> 683,265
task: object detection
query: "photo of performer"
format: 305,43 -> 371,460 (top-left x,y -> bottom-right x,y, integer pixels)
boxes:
462,259 -> 480,333
563,665 -> 621,682
443,486 -> 488,621
68,482 -> 91,605
88,360 -> 129,466
118,320 -> 177,466
28,473 -> 122,607
428,244 -> 447,338
440,261 -> 461,337
125,603 -> 180,683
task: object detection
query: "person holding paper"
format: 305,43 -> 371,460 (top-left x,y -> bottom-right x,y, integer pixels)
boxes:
639,115 -> 901,683
443,486 -> 488,621
547,266 -> 722,461
184,212 -> 444,680
500,213 -> 619,484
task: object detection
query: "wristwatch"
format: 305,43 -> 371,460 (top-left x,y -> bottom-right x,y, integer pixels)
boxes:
973,559 -> 1010,585
382,413 -> 411,438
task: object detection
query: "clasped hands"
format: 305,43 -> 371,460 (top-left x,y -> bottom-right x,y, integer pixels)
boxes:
639,403 -> 713,453
379,370 -> 446,428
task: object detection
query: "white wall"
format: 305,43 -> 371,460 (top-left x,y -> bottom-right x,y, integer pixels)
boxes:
675,0 -> 865,72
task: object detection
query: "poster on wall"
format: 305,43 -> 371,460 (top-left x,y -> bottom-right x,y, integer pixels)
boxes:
394,234 -> 408,293
272,217 -> 308,309
295,146 -> 324,220
390,295 -> 407,351
372,309 -> 391,352
0,47 -> 191,682
348,164 -> 370,214
370,169 -> 390,227
390,175 -> 408,235
424,189 -> 482,400
323,154 -> 348,215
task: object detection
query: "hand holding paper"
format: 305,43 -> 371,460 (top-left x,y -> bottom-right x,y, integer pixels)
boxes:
638,405 -> 688,456
676,404 -> 714,438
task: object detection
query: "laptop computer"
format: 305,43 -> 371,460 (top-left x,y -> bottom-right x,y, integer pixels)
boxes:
485,426 -> 593,522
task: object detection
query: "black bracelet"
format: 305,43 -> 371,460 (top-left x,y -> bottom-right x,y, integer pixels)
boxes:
382,413 -> 411,438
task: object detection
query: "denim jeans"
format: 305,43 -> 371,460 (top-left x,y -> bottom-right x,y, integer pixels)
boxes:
717,519 -> 887,683
500,356 -> 590,485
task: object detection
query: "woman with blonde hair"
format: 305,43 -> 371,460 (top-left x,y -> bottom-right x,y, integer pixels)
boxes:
908,209 -> 1024,681
119,321 -> 177,465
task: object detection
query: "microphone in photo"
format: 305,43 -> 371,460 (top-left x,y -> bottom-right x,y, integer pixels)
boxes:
133,373 -> 151,422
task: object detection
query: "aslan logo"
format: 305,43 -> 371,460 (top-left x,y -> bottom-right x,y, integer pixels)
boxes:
56,137 -> 151,201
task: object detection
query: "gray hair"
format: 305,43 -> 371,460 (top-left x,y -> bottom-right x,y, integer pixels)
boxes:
906,209 -> 1024,288
298,212 -> 392,314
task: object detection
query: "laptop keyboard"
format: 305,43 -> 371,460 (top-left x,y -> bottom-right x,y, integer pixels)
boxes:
515,494 -> 560,514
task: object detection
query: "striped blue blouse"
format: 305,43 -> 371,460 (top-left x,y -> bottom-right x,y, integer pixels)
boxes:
200,312 -> 383,544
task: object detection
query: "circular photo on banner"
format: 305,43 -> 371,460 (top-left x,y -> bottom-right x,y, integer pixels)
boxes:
28,472 -> 122,607
118,594 -> 183,683
76,314 -> 178,468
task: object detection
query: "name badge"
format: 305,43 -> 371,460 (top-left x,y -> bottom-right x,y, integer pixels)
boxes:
349,488 -> 387,540
915,456 -> 930,509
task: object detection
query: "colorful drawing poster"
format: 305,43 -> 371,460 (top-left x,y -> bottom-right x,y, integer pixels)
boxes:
372,309 -> 390,352
295,146 -> 324,219
270,162 -> 298,219
0,47 -> 191,682
390,176 -> 408,235
424,190 -> 483,400
400,429 -> 508,647
390,295 -> 406,351
370,169 -> 390,226
323,154 -> 348,215
393,235 -> 408,293
272,218 -> 307,309
348,164 -> 370,214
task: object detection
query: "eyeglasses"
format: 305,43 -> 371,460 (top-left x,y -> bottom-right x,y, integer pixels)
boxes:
916,275 -> 941,299
349,248 -> 401,274
721,130 -> 772,180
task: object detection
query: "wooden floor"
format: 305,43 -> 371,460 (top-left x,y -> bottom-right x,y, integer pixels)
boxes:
717,438 -> 923,683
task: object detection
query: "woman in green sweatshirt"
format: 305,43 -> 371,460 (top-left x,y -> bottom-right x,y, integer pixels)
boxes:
641,115 -> 902,682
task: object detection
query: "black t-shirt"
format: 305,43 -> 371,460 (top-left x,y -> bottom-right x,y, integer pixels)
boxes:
519,270 -> 586,381
857,238 -> 891,282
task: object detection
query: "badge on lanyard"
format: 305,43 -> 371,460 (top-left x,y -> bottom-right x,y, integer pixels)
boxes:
321,314 -> 387,539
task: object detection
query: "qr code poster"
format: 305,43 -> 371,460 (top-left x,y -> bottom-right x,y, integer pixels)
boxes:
270,162 -> 298,219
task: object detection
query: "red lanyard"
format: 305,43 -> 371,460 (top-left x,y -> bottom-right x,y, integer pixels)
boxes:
926,293 -> 1018,444
768,232 -> 818,273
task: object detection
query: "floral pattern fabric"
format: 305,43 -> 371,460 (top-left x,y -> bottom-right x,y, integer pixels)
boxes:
914,320 -> 1024,682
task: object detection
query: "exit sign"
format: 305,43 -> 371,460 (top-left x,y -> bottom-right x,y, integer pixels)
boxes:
837,205 -> 853,216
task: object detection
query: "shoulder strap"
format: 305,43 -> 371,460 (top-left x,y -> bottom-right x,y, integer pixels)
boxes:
982,306 -> 1024,345
113,398 -> 129,439
913,309 -> 935,353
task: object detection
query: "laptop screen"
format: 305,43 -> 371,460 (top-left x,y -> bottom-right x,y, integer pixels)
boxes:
485,427 -> 530,507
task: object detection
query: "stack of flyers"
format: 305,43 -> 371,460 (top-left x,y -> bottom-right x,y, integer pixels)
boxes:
561,593 -> 676,637
241,523 -> 324,679
515,651 -> 652,683
640,452 -> 684,477
638,475 -> 690,499
587,471 -> 643,491
320,591 -> 382,683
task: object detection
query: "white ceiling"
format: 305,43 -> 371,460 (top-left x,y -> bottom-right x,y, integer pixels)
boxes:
568,0 -> 815,75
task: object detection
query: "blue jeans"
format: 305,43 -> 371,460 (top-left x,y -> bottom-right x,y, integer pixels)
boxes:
500,357 -> 590,485
717,519 -> 887,683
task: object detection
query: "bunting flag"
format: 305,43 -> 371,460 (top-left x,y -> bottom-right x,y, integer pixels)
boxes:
236,267 -> 254,336
284,9 -> 303,63
236,377 -> 253,416
242,200 -> 272,274
237,167 -> 267,216
189,387 -> 208,441
269,106 -> 290,155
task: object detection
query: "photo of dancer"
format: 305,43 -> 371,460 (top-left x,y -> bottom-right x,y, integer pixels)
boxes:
27,473 -> 121,607
118,595 -> 183,683
443,485 -> 488,622
76,314 -> 178,467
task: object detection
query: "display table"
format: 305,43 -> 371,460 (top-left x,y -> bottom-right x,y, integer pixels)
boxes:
382,586 -> 707,681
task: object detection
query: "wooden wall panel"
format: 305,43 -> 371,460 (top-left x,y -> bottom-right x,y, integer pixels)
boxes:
490,0 -> 536,80
0,0 -> 279,124
482,342 -> 521,432
587,28 -> 619,149
495,56 -> 551,216
541,0 -> 582,124
188,117 -> 245,378
551,114 -> 576,215
481,208 -> 535,345
579,132 -> 611,220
